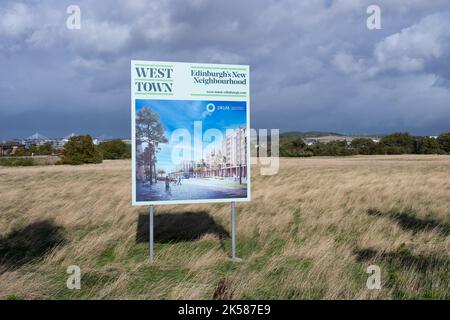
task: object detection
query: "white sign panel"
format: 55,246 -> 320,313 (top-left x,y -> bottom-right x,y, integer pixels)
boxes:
131,60 -> 251,205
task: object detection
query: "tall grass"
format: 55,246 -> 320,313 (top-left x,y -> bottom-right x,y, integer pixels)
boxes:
0,156 -> 448,299
0,157 -> 34,167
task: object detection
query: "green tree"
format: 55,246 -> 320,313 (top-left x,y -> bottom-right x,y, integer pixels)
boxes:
307,141 -> 357,156
98,140 -> 131,159
351,138 -> 377,155
280,138 -> 306,156
29,145 -> 38,155
157,169 -> 166,178
379,132 -> 415,154
62,135 -> 102,165
136,107 -> 168,184
14,147 -> 30,157
37,143 -> 53,155
437,132 -> 450,153
416,137 -> 443,154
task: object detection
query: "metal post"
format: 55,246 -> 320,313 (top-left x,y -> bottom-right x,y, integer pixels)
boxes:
149,205 -> 154,263
230,201 -> 242,262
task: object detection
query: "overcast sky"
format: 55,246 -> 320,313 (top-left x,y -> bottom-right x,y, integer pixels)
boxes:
1,0 -> 450,139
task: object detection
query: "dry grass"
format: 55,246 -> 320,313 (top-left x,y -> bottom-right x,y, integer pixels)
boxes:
0,155 -> 449,299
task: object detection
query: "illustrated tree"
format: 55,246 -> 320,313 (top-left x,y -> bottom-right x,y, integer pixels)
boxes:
136,107 -> 168,184
157,169 -> 166,178
213,150 -> 224,177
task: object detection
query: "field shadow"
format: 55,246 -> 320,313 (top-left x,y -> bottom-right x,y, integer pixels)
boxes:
136,211 -> 229,244
354,247 -> 448,273
367,209 -> 450,236
0,220 -> 65,272
213,278 -> 233,300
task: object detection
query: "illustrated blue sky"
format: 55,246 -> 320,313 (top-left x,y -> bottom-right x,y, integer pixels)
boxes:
136,99 -> 246,173
1,0 -> 450,139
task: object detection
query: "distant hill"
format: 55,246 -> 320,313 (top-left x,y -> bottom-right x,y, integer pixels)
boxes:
280,131 -> 344,142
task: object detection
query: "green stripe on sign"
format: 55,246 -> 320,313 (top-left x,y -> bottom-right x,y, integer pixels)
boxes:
134,78 -> 174,82
191,66 -> 247,71
191,93 -> 247,97
134,64 -> 173,68
135,92 -> 174,96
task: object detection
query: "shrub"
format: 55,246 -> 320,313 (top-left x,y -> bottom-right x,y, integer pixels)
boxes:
297,150 -> 314,157
307,141 -> 357,156
416,137 -> 444,154
437,132 -> 450,153
14,147 -> 30,157
379,132 -> 415,154
351,138 -> 377,155
13,143 -> 54,156
98,140 -> 131,159
277,132 -> 450,157
37,143 -> 54,155
62,135 -> 102,165
280,139 -> 306,157
0,157 -> 34,166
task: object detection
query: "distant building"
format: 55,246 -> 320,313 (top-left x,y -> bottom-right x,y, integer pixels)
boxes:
60,133 -> 76,146
47,139 -> 64,149
23,132 -> 49,147
0,141 -> 24,156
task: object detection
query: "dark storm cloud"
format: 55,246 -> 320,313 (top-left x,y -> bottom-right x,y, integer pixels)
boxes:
1,0 -> 450,139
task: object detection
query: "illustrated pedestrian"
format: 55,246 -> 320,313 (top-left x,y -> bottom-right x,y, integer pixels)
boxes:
165,176 -> 170,192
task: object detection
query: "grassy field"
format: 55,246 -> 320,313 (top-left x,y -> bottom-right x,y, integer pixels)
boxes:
0,156 -> 60,167
0,156 -> 449,299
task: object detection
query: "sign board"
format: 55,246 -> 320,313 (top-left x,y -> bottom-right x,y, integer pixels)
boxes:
131,60 -> 250,205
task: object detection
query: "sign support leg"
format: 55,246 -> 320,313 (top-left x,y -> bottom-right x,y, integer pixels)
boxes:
230,201 -> 242,262
149,205 -> 154,264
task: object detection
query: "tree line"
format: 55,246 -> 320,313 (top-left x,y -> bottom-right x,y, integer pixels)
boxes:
61,135 -> 131,164
280,132 -> 450,157
14,143 -> 54,156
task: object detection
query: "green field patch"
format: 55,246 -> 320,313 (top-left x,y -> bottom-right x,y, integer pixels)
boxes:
127,265 -> 191,297
46,268 -> 118,299
96,246 -> 116,267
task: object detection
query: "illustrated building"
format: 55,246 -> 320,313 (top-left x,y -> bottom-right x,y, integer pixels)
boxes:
226,126 -> 246,166
165,126 -> 248,181
195,126 -> 248,178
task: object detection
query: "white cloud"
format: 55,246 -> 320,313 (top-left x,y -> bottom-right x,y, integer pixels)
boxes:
335,12 -> 450,78
373,13 -> 448,73
1,0 -> 450,137
70,20 -> 131,55
332,52 -> 364,74
0,3 -> 34,38
71,57 -> 105,70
